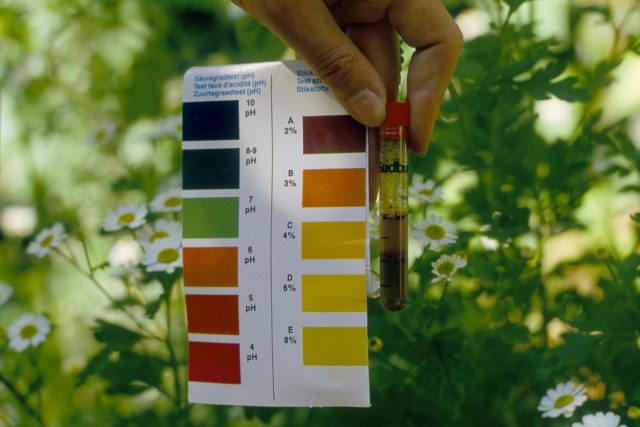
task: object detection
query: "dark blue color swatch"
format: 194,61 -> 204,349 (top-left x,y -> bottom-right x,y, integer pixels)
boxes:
183,100 -> 239,141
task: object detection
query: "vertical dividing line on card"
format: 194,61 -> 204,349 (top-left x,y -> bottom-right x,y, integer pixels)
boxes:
269,74 -> 276,401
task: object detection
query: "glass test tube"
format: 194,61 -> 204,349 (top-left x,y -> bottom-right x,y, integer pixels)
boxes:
379,102 -> 409,311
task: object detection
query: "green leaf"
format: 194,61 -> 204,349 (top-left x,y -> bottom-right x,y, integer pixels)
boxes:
549,77 -> 589,102
503,0 -> 528,13
92,319 -> 144,351
77,347 -> 113,386
102,351 -> 167,395
631,212 -> 640,223
145,299 -> 163,318
621,185 -> 640,194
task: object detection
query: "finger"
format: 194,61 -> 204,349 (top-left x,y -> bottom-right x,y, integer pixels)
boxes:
346,21 -> 400,205
241,0 -> 388,127
346,21 -> 401,100
328,0 -> 389,26
388,0 -> 462,155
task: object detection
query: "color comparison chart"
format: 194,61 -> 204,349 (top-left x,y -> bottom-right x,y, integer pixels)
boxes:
182,61 -> 370,407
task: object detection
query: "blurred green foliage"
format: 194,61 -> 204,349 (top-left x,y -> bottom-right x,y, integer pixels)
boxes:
1,0 -> 639,426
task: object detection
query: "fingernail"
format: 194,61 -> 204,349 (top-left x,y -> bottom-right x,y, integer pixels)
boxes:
348,89 -> 385,127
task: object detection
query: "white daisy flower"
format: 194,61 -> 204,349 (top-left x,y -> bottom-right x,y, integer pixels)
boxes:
149,115 -> 181,140
571,411 -> 626,427
431,254 -> 467,282
102,204 -> 148,232
7,313 -> 51,352
409,175 -> 444,203
142,237 -> 182,273
413,215 -> 457,249
26,222 -> 67,258
108,237 -> 143,267
0,282 -> 13,306
86,121 -> 116,145
149,188 -> 182,213
538,381 -> 588,418
137,219 -> 182,245
1,205 -> 37,238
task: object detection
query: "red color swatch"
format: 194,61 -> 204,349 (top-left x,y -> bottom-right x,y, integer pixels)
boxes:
185,294 -> 239,335
303,115 -> 366,154
189,342 -> 241,384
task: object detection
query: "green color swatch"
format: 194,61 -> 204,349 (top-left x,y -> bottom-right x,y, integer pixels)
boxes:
183,198 -> 238,238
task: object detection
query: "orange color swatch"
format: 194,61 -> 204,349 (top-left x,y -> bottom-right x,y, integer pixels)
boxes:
183,247 -> 238,287
302,168 -> 366,208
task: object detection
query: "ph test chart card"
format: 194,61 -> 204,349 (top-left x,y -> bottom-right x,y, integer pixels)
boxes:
181,61 -> 370,407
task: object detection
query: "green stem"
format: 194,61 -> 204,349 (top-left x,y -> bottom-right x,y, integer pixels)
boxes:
424,279 -> 451,331
53,247 -> 164,341
0,372 -> 45,427
80,238 -> 94,275
28,350 -> 44,415
164,288 -> 184,412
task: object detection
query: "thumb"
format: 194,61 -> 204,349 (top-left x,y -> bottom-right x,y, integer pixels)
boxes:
242,0 -> 387,126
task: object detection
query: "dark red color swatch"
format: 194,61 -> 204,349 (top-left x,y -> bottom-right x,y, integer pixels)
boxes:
303,115 -> 366,154
185,294 -> 239,335
189,342 -> 241,384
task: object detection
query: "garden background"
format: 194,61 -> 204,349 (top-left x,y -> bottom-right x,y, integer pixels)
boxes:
1,0 -> 639,425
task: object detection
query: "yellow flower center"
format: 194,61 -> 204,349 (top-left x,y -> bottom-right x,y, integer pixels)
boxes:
158,248 -> 179,264
96,128 -> 107,140
425,224 -> 445,240
117,213 -> 135,225
419,189 -> 434,196
40,234 -> 54,248
163,197 -> 181,208
554,394 -> 574,409
20,324 -> 38,340
437,261 -> 455,276
368,336 -> 383,352
150,231 -> 170,242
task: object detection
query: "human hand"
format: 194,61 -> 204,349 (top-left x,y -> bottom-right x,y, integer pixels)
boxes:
231,0 -> 463,157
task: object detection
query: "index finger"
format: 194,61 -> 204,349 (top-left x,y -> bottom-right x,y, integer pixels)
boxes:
234,0 -> 388,127
388,0 -> 463,155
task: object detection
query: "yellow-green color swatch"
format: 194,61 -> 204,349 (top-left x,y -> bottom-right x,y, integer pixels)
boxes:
183,197 -> 238,238
302,327 -> 368,366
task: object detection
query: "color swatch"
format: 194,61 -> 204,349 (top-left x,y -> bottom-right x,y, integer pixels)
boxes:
183,101 -> 240,141
186,294 -> 239,335
183,198 -> 239,239
189,342 -> 241,384
302,327 -> 368,366
183,149 -> 240,190
183,61 -> 370,408
183,247 -> 238,287
301,274 -> 367,312
302,168 -> 366,208
301,221 -> 367,260
303,115 -> 366,154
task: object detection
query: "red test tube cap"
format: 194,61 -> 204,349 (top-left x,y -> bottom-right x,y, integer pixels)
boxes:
384,102 -> 410,126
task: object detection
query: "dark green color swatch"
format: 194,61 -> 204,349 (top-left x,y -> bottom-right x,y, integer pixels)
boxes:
183,198 -> 238,238
183,148 -> 239,190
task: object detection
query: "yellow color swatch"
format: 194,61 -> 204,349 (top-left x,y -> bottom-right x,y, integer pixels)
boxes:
302,327 -> 368,366
302,274 -> 366,312
301,221 -> 366,259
